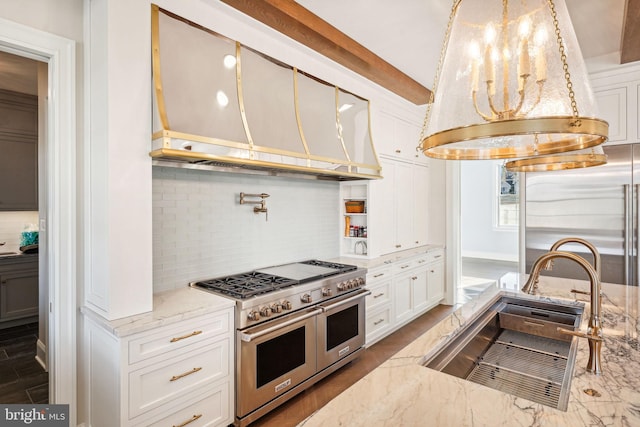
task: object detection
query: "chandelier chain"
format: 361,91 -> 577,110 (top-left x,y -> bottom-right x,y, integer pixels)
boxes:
547,0 -> 580,123
418,0 -> 462,151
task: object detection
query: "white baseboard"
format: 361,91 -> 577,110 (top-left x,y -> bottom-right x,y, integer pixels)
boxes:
35,338 -> 47,372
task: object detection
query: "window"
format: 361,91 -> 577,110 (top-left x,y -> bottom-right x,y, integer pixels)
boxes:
496,165 -> 519,228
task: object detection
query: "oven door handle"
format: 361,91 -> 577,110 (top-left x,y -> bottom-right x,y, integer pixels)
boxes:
240,308 -> 323,342
320,289 -> 371,312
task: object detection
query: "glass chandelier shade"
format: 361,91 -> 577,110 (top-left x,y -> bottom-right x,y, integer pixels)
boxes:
420,0 -> 608,160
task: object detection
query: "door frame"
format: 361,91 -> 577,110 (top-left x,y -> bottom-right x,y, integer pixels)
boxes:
0,17 -> 77,423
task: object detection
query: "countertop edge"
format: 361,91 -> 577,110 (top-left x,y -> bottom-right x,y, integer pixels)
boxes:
80,287 -> 234,338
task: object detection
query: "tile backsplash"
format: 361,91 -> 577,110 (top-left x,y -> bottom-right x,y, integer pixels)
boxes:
152,167 -> 340,293
0,211 -> 39,252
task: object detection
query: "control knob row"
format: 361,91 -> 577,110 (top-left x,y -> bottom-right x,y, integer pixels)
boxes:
247,300 -> 293,321
337,277 -> 365,291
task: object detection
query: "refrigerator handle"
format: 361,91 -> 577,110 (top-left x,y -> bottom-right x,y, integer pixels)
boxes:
625,184 -> 630,286
630,184 -> 640,286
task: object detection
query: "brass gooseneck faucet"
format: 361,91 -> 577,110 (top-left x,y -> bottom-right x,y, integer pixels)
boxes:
522,250 -> 603,375
546,237 -> 601,280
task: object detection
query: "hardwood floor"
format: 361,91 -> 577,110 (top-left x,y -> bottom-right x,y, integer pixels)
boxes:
250,304 -> 455,427
0,322 -> 48,404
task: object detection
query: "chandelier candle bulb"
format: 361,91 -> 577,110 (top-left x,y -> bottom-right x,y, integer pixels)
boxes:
519,39 -> 530,78
484,45 -> 495,87
536,46 -> 547,82
471,59 -> 479,92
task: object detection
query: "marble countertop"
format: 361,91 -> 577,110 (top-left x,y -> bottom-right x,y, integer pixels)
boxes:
331,244 -> 444,270
301,274 -> 640,426
81,286 -> 234,338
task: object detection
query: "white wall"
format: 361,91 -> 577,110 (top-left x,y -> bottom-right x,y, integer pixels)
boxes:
0,211 -> 39,252
152,167 -> 340,292
461,160 -> 518,262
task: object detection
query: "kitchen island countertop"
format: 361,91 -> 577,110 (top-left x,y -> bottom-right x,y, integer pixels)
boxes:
301,274 -> 640,426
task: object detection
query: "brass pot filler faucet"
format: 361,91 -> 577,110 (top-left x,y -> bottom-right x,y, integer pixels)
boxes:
240,192 -> 270,221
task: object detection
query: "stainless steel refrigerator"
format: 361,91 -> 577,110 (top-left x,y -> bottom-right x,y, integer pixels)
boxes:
525,144 -> 639,285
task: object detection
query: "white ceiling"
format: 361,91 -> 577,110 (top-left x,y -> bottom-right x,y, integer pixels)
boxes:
0,1 -> 628,97
296,0 -> 627,89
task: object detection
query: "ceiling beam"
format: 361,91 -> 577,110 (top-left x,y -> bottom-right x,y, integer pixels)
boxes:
621,0 -> 640,64
220,0 -> 432,105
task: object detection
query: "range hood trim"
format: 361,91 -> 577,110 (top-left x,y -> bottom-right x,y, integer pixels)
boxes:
150,148 -> 382,181
150,5 -> 382,181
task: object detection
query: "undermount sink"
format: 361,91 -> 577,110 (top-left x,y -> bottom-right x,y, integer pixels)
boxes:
423,295 -> 584,411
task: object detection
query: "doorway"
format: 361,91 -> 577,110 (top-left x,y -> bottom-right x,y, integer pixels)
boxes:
0,50 -> 47,404
458,160 -> 519,303
0,16 -> 77,423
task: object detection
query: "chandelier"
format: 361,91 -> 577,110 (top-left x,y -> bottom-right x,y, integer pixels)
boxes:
419,0 -> 608,161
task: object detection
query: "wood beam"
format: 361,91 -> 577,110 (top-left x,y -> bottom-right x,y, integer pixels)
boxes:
220,0 -> 432,105
621,0 -> 640,64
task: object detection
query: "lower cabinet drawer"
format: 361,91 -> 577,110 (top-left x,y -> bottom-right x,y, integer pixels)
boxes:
128,311 -> 231,365
129,339 -> 229,419
135,381 -> 230,427
366,281 -> 391,311
427,249 -> 444,264
365,306 -> 392,346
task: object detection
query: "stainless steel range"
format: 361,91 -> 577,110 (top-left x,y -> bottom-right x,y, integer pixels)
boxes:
190,259 -> 369,426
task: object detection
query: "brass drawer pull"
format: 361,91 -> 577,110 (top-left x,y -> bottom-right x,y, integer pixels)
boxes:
418,260 -> 426,263
373,273 -> 385,278
170,367 -> 202,382
373,293 -> 385,299
395,244 -> 402,248
411,276 -> 418,280
400,265 -> 409,269
173,414 -> 202,427
170,330 -> 203,343
374,319 -> 384,325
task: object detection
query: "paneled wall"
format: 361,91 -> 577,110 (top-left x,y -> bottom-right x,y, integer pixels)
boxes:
152,167 -> 339,292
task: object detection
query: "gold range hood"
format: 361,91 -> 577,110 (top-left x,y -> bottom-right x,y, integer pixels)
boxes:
150,6 -> 381,181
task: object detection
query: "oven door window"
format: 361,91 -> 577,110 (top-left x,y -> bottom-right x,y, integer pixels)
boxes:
256,326 -> 306,388
326,304 -> 359,351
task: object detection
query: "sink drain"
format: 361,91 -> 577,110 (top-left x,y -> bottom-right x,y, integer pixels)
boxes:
584,388 -> 601,397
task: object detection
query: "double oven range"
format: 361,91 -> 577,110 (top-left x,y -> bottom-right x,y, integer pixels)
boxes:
191,259 -> 369,426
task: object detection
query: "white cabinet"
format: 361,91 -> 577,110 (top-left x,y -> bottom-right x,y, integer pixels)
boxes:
84,307 -> 234,427
365,248 -> 445,347
590,65 -> 640,146
364,265 -> 394,345
393,270 -> 413,324
370,157 -> 429,256
426,249 -> 445,306
392,254 -> 429,324
374,110 -> 427,164
413,164 -> 430,248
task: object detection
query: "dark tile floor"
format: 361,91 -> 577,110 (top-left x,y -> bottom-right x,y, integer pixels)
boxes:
250,304 -> 456,427
0,323 -> 48,404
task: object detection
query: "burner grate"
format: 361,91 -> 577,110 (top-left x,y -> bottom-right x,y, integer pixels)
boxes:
299,260 -> 357,274
194,272 -> 298,299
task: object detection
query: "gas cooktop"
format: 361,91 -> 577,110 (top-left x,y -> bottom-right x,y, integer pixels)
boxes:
191,259 -> 357,300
